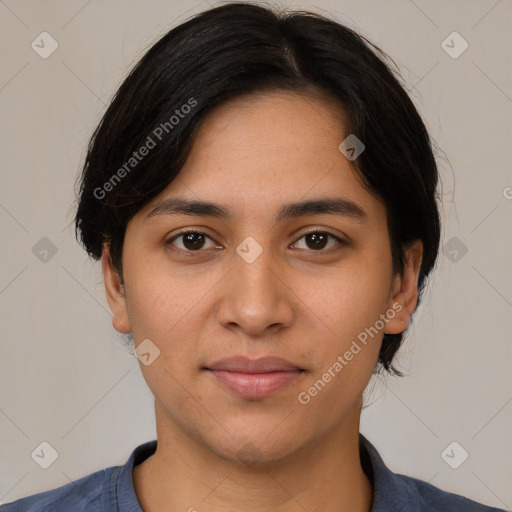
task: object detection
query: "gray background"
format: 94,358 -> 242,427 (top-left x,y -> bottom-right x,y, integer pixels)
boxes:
1,0 -> 511,508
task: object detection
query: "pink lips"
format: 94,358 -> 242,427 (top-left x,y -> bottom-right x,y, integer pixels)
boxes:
205,356 -> 305,399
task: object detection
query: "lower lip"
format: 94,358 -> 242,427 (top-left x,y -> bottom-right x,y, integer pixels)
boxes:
207,370 -> 303,399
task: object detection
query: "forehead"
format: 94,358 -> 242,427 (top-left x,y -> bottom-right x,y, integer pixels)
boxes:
139,91 -> 386,224
190,89 -> 348,157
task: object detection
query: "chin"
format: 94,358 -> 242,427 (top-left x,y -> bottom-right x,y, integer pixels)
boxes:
198,421 -> 308,469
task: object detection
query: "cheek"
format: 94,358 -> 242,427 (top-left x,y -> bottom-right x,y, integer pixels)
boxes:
123,269 -> 205,414
297,257 -> 393,345
122,252 -> 224,380
292,254 -> 393,398
122,249 -> 201,340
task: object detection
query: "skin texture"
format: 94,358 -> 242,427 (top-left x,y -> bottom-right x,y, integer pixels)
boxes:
102,90 -> 423,512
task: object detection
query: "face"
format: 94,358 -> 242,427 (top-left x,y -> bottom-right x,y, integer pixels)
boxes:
103,90 -> 422,464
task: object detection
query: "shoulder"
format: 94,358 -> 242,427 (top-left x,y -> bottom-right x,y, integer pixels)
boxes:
359,434 -> 507,512
0,466 -> 119,512
0,440 -> 157,512
0,440 -> 156,512
394,472 -> 507,512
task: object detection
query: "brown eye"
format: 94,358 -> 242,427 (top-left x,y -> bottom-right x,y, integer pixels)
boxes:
166,231 -> 217,252
292,231 -> 344,251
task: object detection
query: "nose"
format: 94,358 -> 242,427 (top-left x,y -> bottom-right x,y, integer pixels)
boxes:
214,240 -> 295,338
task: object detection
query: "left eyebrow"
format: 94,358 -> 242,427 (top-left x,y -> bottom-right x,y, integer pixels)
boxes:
276,197 -> 367,222
144,197 -> 367,222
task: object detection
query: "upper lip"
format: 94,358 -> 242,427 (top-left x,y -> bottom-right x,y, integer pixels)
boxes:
205,356 -> 304,373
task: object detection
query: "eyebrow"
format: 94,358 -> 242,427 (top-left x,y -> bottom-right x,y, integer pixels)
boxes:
145,196 -> 367,222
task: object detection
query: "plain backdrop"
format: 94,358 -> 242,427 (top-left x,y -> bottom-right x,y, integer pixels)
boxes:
0,0 -> 511,509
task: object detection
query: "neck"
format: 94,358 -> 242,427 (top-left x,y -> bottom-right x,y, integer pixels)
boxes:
133,402 -> 373,512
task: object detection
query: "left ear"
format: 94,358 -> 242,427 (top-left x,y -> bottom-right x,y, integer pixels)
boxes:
384,239 -> 423,335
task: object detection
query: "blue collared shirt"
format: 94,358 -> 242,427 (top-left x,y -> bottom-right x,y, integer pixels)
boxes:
1,434 -> 506,511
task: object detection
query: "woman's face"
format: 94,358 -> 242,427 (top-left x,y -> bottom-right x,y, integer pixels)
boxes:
103,91 -> 420,464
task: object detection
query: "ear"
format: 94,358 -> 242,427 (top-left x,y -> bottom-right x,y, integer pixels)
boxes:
384,240 -> 423,335
101,242 -> 132,334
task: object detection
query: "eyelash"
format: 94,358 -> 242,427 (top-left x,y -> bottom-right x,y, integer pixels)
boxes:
165,229 -> 346,253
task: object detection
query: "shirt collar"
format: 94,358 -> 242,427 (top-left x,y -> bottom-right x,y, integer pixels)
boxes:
360,433 -> 423,512
114,440 -> 156,511
113,435 -> 420,512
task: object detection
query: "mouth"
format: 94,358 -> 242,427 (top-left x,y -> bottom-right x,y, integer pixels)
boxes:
204,356 -> 306,399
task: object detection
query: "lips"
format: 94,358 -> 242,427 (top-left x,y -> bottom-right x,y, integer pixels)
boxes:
205,356 -> 305,399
